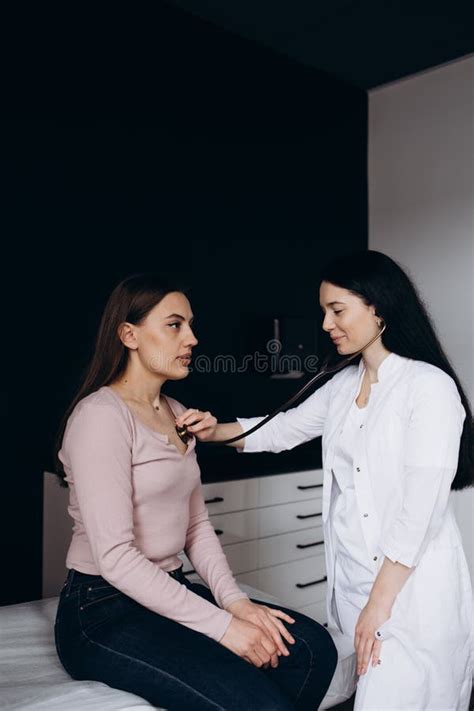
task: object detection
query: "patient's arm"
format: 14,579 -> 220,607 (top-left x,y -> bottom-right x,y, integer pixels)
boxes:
184,482 -> 249,609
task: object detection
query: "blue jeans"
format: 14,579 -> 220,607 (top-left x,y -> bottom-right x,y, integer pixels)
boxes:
55,567 -> 337,710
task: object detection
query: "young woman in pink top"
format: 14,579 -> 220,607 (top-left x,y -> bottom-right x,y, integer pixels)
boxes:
53,273 -> 338,711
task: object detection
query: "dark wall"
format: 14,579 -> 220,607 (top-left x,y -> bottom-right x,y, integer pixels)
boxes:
2,3 -> 367,605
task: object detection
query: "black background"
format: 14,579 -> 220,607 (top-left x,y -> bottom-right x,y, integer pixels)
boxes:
1,3 -> 366,604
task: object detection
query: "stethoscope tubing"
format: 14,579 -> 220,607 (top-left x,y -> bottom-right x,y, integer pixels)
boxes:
209,322 -> 387,445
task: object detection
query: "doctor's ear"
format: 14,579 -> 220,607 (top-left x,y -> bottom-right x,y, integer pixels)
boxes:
117,322 -> 139,350
370,306 -> 384,328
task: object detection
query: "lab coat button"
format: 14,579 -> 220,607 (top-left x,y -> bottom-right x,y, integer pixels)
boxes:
356,467 -> 360,472
363,513 -> 368,517
360,424 -> 364,429
373,556 -> 378,561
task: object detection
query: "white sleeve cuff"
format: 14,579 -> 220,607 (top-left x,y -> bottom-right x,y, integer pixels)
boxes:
235,416 -> 267,453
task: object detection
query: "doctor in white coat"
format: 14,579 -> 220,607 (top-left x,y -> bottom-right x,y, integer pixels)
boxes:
176,250 -> 474,710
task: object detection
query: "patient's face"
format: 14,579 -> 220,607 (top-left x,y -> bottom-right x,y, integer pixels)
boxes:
319,281 -> 378,355
132,292 -> 198,380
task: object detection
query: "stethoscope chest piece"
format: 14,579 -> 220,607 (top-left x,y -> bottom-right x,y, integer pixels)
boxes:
176,424 -> 193,444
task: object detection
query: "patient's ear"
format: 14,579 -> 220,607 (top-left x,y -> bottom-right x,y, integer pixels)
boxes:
117,322 -> 138,350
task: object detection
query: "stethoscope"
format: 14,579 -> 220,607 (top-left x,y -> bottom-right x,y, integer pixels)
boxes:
175,321 -> 387,446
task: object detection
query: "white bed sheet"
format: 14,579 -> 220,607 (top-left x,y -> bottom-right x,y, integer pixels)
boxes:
0,585 -> 356,710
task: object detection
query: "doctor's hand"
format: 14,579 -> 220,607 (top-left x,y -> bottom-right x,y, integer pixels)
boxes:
225,598 -> 296,664
219,616 -> 281,668
175,409 -> 217,441
354,599 -> 392,675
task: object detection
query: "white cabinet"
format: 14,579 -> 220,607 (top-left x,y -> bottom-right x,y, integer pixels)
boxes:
179,469 -> 329,626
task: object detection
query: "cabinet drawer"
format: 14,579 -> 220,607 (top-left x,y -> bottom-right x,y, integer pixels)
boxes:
259,469 -> 323,506
258,498 -> 323,537
297,600 -> 328,626
210,498 -> 323,545
201,471 -> 323,516
208,509 -> 260,545
258,527 -> 324,569
239,556 -> 327,609
236,570 -> 259,589
180,527 -> 325,578
219,540 -> 259,576
201,479 -> 259,515
179,543 -> 258,576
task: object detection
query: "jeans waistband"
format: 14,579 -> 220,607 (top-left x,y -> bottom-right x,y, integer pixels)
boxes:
65,564 -> 186,594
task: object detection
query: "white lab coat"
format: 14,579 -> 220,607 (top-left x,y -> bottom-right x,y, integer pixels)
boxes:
237,352 -> 473,710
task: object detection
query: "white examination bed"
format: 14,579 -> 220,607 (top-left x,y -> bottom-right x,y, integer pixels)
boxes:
0,584 -> 357,711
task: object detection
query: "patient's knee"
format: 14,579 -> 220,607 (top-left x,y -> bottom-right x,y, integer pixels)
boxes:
293,617 -> 339,676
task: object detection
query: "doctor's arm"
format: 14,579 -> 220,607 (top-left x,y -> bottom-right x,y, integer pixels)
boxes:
355,558 -> 414,675
378,370 -> 465,568
176,375 -> 335,452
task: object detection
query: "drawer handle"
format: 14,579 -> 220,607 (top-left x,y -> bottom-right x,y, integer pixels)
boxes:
297,484 -> 323,490
184,569 -> 196,576
296,576 -> 327,589
296,513 -> 322,520
214,529 -> 223,536
205,496 -> 224,504
296,540 -> 324,549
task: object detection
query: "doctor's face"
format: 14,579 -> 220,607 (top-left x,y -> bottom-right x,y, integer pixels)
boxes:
319,281 -> 379,355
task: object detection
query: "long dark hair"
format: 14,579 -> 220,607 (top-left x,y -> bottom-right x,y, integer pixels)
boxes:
53,273 -> 187,486
320,250 -> 473,491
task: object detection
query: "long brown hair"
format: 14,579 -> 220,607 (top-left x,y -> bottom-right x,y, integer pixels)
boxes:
53,273 -> 187,485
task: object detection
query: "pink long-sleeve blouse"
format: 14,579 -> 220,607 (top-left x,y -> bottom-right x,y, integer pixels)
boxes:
59,386 -> 248,642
